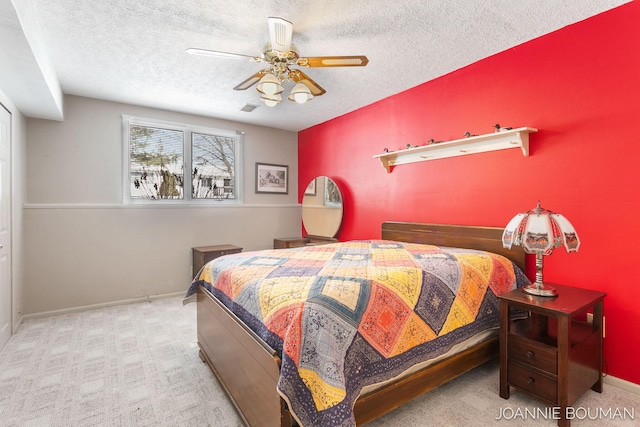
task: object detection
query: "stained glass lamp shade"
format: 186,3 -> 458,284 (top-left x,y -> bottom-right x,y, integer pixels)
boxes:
502,201 -> 580,297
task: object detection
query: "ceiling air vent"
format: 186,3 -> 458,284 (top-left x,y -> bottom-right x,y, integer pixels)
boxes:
241,103 -> 259,112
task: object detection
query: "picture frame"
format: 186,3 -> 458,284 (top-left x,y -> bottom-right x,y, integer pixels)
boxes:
304,178 -> 316,196
255,163 -> 288,194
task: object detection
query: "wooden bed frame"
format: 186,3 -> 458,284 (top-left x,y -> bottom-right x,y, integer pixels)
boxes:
196,221 -> 526,426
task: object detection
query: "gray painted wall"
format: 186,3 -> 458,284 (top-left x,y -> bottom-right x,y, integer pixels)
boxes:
24,95 -> 300,314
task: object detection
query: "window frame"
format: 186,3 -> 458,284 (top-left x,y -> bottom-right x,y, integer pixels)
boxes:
122,115 -> 243,204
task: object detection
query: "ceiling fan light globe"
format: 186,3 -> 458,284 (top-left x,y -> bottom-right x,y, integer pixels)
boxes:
294,93 -> 310,103
288,82 -> 313,104
263,82 -> 279,96
260,94 -> 282,107
256,73 -> 283,96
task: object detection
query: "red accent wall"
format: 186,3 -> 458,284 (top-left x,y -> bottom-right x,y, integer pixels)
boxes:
299,3 -> 640,385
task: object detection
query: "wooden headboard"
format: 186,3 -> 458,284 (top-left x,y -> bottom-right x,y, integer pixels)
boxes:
381,221 -> 526,272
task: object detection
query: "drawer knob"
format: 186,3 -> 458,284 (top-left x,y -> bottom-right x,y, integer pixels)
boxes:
527,377 -> 535,385
526,350 -> 535,359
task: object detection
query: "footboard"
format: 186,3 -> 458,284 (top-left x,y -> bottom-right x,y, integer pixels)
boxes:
197,285 -> 292,427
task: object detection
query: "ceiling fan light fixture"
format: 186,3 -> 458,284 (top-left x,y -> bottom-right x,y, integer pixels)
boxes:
260,93 -> 282,107
193,18 -> 368,106
256,73 -> 283,96
288,82 -> 313,104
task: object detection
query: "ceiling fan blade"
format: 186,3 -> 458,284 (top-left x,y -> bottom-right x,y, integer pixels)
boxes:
186,48 -> 261,62
288,70 -> 326,96
298,56 -> 369,67
268,17 -> 293,52
233,70 -> 268,91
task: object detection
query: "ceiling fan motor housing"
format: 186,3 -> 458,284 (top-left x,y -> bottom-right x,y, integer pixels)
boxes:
262,42 -> 300,65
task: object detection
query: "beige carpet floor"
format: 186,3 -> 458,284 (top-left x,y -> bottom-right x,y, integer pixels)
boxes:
0,296 -> 637,426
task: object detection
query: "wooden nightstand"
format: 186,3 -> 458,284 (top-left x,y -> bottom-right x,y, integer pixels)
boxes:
499,284 -> 606,427
192,244 -> 242,276
273,235 -> 338,249
273,237 -> 309,249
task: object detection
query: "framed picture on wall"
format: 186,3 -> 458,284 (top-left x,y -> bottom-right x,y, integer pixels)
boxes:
255,163 -> 288,194
304,178 -> 316,196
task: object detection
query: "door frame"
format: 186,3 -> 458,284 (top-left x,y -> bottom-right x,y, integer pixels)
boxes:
0,101 -> 12,350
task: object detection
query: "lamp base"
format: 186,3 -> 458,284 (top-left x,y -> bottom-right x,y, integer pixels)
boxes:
522,283 -> 558,297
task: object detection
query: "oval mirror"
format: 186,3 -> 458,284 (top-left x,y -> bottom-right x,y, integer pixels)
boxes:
301,176 -> 343,239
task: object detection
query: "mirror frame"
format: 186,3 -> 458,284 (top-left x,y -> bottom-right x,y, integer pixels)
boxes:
301,176 -> 343,239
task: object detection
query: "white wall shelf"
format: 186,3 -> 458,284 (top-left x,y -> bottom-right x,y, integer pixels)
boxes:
373,127 -> 538,173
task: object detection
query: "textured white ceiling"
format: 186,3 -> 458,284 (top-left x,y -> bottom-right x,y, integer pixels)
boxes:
1,0 -> 630,131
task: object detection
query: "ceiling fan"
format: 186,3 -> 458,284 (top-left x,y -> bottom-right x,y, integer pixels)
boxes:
187,17 -> 369,107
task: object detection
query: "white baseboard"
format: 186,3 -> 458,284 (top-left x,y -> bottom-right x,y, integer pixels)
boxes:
17,291 -> 185,327
604,374 -> 640,395
13,314 -> 25,334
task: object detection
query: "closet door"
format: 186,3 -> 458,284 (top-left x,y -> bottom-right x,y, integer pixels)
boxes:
0,103 -> 11,351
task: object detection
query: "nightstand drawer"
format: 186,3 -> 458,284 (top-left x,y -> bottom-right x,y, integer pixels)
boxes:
508,362 -> 557,403
508,334 -> 557,374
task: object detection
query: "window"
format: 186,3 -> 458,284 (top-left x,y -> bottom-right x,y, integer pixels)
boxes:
123,116 -> 242,203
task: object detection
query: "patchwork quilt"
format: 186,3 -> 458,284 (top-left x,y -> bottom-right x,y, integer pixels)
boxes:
184,240 -> 529,427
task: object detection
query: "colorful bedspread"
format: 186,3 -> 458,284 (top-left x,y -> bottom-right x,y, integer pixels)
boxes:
184,240 -> 529,426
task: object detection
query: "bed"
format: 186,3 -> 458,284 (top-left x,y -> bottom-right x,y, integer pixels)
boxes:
184,221 -> 528,426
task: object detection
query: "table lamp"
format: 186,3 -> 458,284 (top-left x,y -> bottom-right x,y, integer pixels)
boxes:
502,201 -> 580,297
